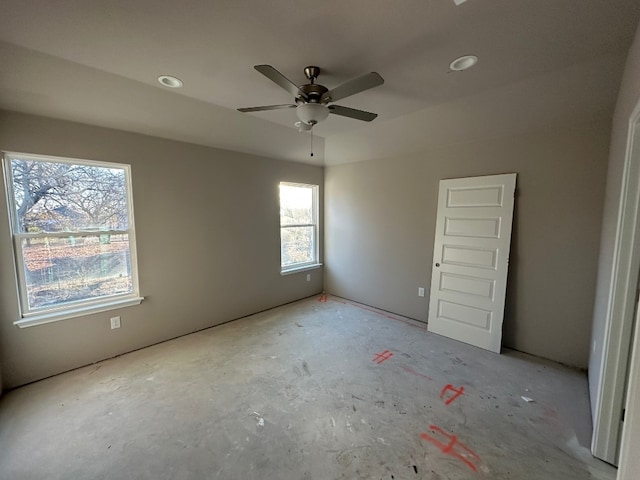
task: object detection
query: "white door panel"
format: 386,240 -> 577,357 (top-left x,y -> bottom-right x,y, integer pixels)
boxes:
444,217 -> 501,238
428,174 -> 516,353
441,244 -> 498,269
439,273 -> 495,299
446,185 -> 505,207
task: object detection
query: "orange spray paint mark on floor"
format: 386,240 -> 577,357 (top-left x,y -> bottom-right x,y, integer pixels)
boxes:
420,425 -> 481,472
372,350 -> 394,364
399,364 -> 433,381
440,384 -> 465,406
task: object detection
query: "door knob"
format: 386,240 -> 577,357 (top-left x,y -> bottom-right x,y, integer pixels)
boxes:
435,263 -> 440,267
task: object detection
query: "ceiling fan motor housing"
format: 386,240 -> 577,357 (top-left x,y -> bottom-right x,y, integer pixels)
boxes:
295,66 -> 329,104
296,83 -> 329,104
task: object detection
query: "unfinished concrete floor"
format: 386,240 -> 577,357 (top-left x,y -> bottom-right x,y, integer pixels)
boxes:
0,295 -> 616,480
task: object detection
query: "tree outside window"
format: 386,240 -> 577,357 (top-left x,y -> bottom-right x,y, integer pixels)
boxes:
279,182 -> 319,272
3,152 -> 140,318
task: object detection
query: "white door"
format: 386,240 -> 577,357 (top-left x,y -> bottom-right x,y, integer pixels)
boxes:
428,173 -> 517,353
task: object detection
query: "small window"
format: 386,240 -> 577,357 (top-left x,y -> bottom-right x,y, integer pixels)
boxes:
279,182 -> 319,273
3,152 -> 142,325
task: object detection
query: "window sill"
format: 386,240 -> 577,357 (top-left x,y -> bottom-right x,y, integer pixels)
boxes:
14,296 -> 144,328
280,263 -> 323,276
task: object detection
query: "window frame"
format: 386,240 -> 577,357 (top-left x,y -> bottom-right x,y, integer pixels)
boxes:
2,151 -> 143,327
279,181 -> 321,274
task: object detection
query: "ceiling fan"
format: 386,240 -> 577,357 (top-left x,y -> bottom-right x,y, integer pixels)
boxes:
238,65 -> 384,131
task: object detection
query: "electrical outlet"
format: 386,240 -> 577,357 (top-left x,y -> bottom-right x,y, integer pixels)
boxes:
418,287 -> 425,297
306,273 -> 311,282
110,316 -> 121,329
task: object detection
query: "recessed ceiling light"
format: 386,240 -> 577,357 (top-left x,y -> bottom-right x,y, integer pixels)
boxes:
449,55 -> 478,72
157,75 -> 183,88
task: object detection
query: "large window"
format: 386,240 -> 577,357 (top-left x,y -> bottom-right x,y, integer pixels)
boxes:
3,152 -> 141,326
279,182 -> 319,273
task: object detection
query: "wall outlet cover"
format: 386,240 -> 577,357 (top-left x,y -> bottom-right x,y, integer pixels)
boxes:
110,316 -> 121,329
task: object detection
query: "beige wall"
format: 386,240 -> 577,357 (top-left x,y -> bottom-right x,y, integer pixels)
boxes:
325,119 -> 611,369
0,110 -> 323,389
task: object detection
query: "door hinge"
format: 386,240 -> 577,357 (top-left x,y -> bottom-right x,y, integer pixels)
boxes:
622,408 -> 626,422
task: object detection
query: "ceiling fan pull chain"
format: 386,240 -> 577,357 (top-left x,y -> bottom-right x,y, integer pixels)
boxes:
310,127 -> 314,157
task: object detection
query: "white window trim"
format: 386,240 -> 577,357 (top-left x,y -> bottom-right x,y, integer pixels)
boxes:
280,182 -> 320,273
280,262 -> 323,276
14,296 -> 144,328
3,151 -> 143,326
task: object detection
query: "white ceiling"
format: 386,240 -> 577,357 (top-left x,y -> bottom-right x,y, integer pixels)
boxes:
0,0 -> 638,166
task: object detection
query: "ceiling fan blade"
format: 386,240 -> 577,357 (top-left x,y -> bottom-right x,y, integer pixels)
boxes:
321,72 -> 384,103
328,105 -> 378,122
254,65 -> 308,100
238,104 -> 296,113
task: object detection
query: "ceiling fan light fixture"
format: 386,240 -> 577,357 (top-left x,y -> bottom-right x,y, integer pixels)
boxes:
296,103 -> 330,125
294,121 -> 313,132
157,75 -> 184,88
449,55 -> 478,71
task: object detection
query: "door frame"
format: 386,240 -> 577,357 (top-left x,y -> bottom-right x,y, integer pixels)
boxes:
617,297 -> 640,479
592,99 -> 640,463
